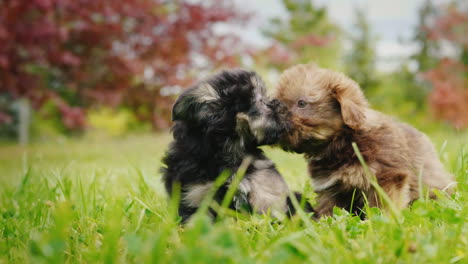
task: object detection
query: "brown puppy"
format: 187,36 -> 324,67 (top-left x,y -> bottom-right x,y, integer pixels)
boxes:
274,64 -> 456,218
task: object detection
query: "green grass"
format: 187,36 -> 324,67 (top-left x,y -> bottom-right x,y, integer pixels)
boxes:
1,130 -> 467,263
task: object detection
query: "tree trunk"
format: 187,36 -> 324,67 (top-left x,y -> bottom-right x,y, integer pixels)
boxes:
17,98 -> 30,145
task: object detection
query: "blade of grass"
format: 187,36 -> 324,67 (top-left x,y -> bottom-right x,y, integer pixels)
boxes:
439,140 -> 448,156
352,142 -> 402,223
194,170 -> 232,218
16,166 -> 31,195
168,181 -> 181,222
77,175 -> 88,216
349,188 -> 357,216
418,166 -> 424,200
132,196 -> 162,220
221,155 -> 253,209
287,192 -> 315,230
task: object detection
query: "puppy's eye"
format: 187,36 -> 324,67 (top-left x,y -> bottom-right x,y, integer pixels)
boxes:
297,100 -> 307,108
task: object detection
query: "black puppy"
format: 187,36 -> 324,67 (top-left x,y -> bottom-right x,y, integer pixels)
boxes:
161,69 -> 307,222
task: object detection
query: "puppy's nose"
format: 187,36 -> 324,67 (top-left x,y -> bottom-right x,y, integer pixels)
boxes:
266,99 -> 280,109
267,99 -> 288,115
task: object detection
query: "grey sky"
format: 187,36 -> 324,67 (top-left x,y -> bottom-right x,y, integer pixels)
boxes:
228,0 -> 450,72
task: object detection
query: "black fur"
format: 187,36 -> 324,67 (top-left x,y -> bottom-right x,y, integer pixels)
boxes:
161,69 -> 311,222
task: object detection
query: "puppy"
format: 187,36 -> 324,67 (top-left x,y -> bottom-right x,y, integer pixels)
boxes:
274,64 -> 456,218
161,69 -> 307,222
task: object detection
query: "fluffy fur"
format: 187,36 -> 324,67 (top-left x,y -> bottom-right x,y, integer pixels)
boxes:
161,69 -> 309,222
274,64 -> 456,218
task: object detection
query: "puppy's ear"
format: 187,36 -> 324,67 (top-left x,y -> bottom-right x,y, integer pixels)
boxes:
338,97 -> 365,130
331,78 -> 368,130
172,92 -> 194,121
172,83 -> 219,122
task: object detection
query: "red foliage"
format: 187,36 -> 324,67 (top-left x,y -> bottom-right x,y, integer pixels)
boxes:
251,42 -> 295,68
425,59 -> 468,128
252,33 -> 334,71
427,6 -> 468,45
0,0 -> 246,129
424,5 -> 467,128
291,34 -> 334,49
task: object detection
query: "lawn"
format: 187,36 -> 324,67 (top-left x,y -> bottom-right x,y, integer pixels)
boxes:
1,128 -> 467,263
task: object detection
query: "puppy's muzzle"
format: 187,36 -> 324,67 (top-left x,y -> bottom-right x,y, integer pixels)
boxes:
235,99 -> 289,146
267,99 -> 288,116
268,99 -> 292,132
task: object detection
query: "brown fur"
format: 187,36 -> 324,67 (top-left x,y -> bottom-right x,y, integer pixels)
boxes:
274,64 -> 456,218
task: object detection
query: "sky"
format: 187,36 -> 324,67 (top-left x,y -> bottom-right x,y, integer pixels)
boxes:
227,0 -> 450,72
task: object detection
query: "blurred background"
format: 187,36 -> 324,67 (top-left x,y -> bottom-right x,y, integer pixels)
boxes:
0,0 -> 466,144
